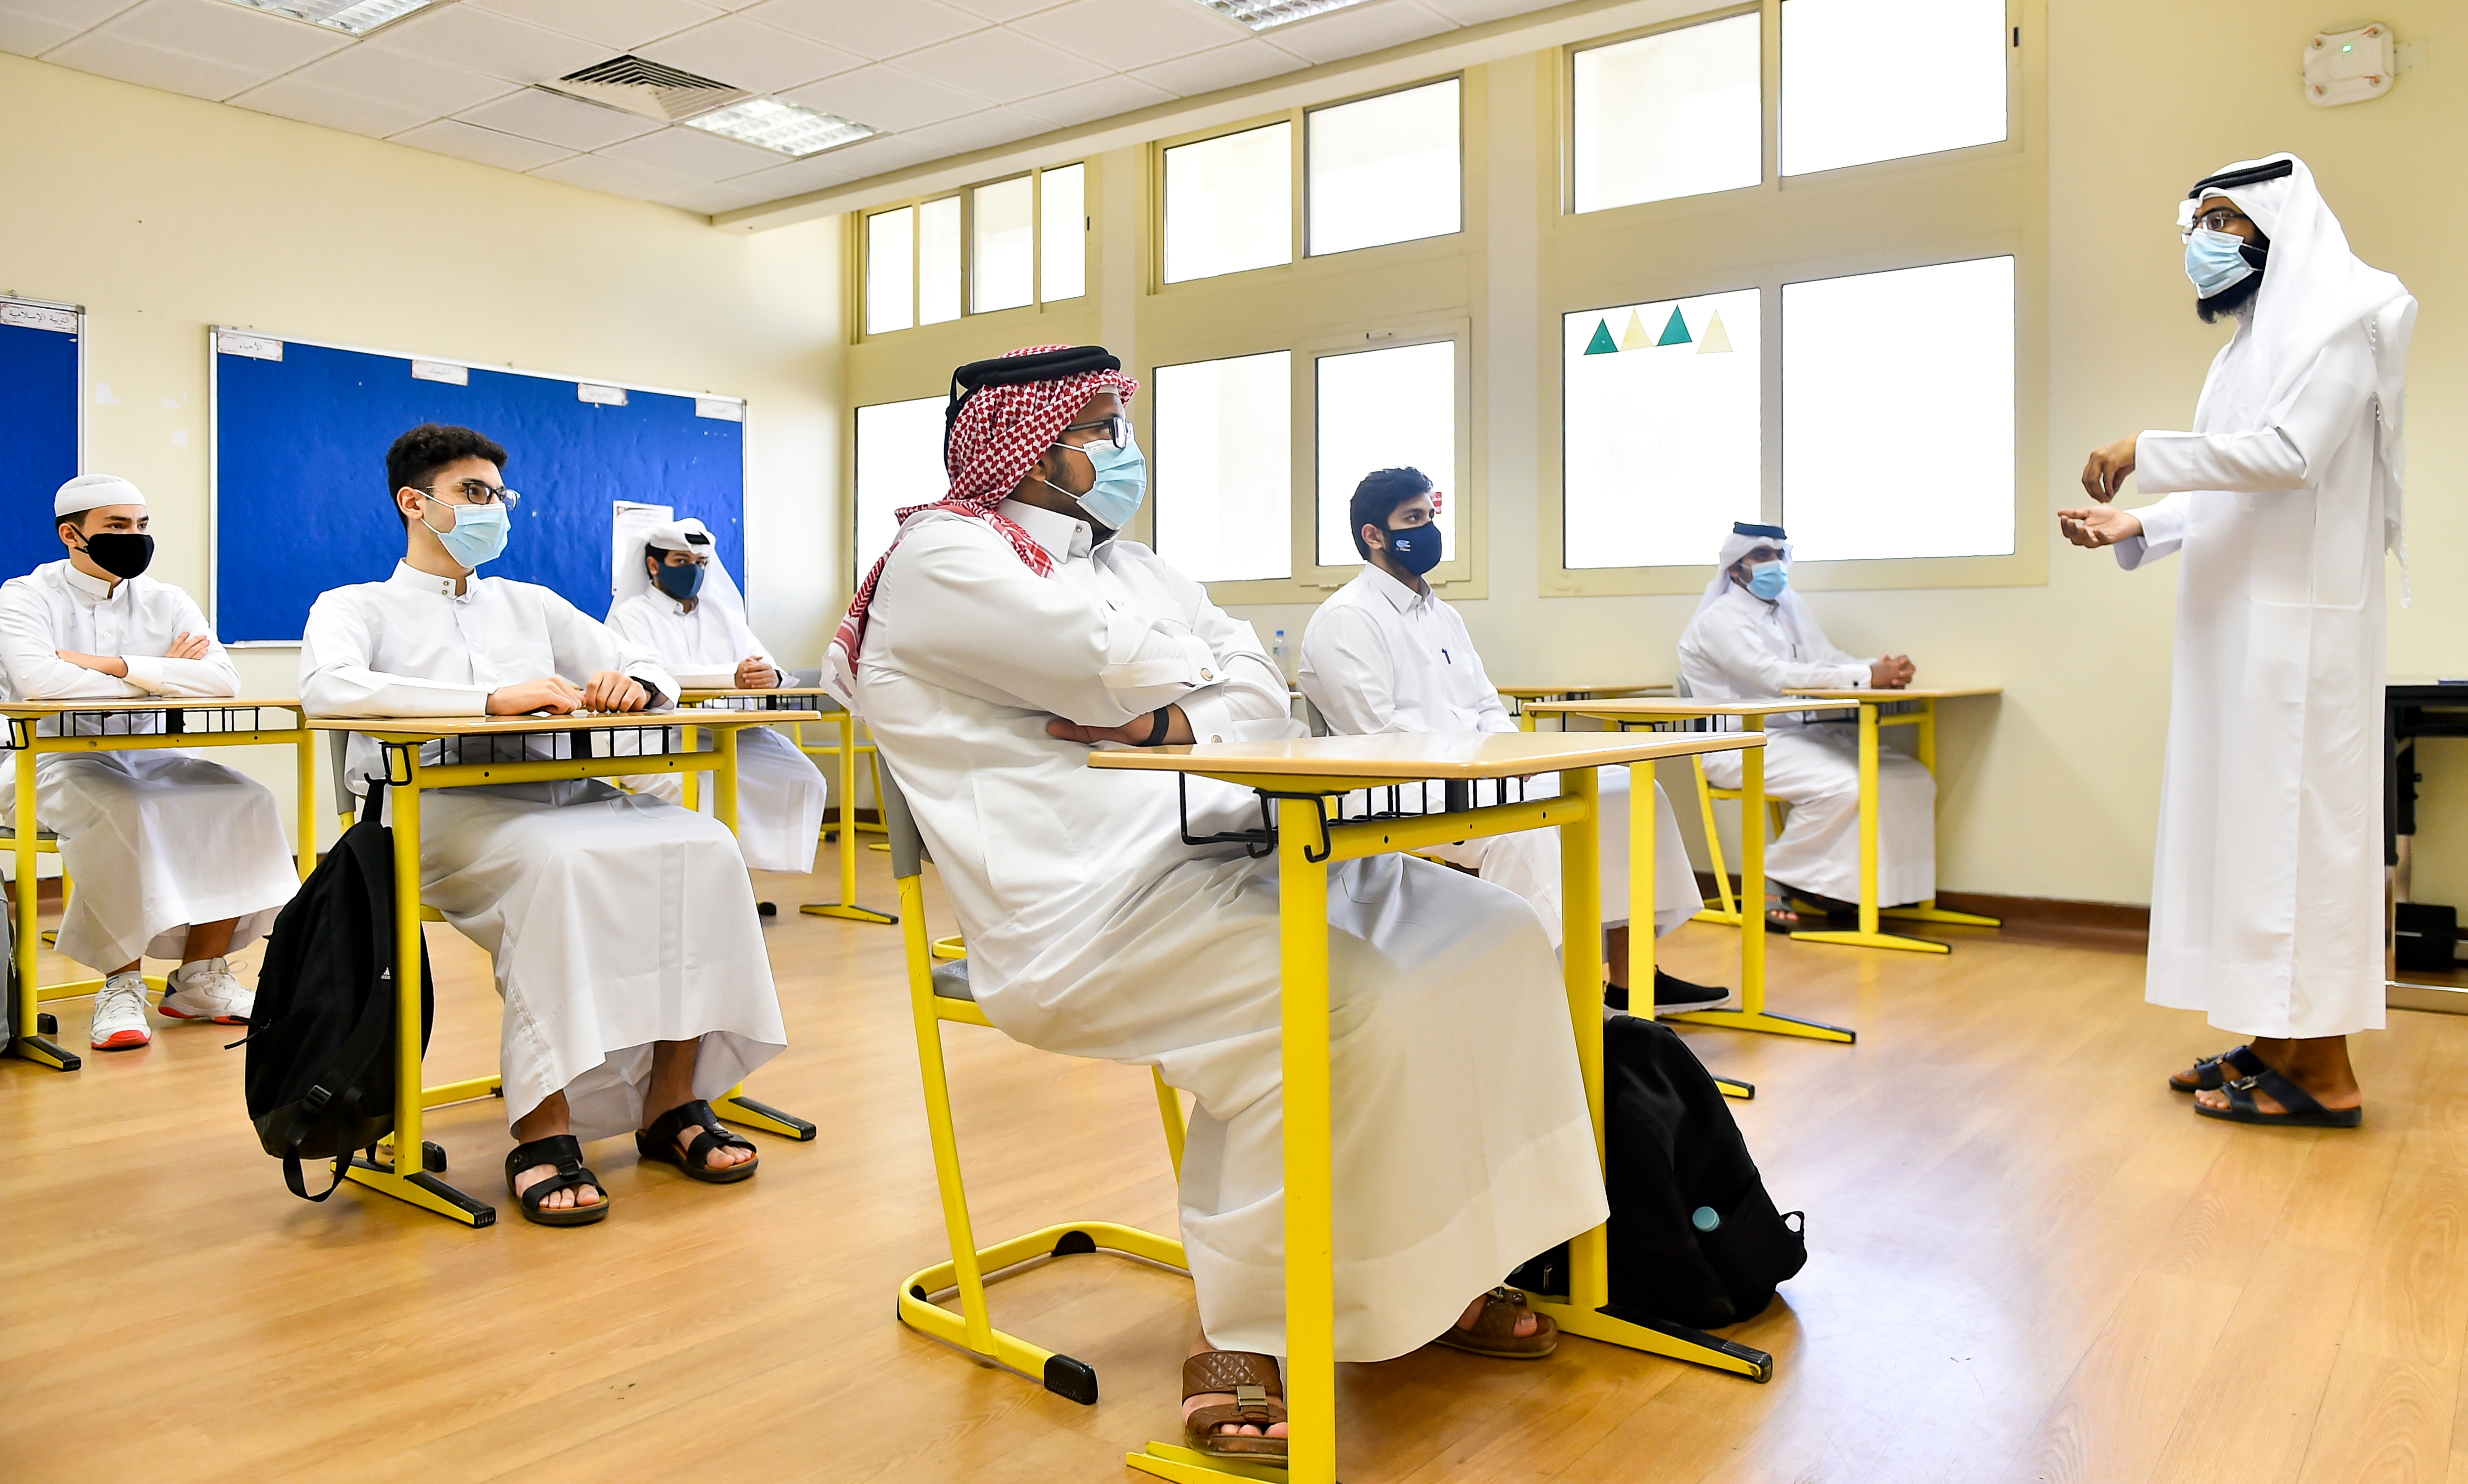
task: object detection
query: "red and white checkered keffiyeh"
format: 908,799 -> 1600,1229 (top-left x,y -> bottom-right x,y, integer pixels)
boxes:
826,344 -> 1139,706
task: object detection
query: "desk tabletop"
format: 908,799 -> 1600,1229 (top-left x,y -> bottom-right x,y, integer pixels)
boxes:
678,686 -> 838,703
1088,729 -> 1761,783
309,710 -> 819,738
0,696 -> 305,716
1496,682 -> 1671,699
1522,697 -> 1816,720
1781,686 -> 2003,701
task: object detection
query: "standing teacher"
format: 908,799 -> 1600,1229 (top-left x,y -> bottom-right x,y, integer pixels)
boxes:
2058,153 -> 2414,1128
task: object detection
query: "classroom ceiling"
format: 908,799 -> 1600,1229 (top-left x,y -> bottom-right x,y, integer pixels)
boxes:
0,0 -> 1567,217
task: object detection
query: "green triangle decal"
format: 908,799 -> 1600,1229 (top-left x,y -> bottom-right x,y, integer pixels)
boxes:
1584,319 -> 1618,355
1657,307 -> 1693,347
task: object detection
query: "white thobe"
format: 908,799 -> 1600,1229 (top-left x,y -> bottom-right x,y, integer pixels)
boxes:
2114,318 -> 2387,1037
299,562 -> 785,1141
0,560 -> 296,970
858,499 -> 1606,1361
1295,564 -> 1700,948
1677,584 -> 1937,905
604,590 -> 827,873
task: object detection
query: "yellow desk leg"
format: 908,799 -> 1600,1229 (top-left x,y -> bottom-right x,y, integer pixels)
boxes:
343,769 -> 494,1226
295,729 -> 317,882
702,730 -> 820,1141
1672,742 -> 1856,1044
800,711 -> 897,925
1629,769 -> 1752,1099
1880,700 -> 2002,931
7,743 -> 77,1069
1792,700 -> 1961,954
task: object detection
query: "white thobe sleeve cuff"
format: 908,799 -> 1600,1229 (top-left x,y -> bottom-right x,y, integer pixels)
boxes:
1100,619 -> 1215,701
1834,662 -> 1870,687
2114,494 -> 2190,570
1179,688 -> 1238,745
120,656 -> 166,695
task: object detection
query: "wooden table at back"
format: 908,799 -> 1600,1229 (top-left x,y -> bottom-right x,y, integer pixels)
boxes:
1497,683 -> 1672,728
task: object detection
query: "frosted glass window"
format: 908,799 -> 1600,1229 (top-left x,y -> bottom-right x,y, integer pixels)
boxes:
1164,122 -> 1292,284
1040,163 -> 1086,303
864,207 -> 912,335
1307,78 -> 1460,256
1563,288 -> 1762,569
1783,256 -> 2012,559
918,196 -> 961,326
972,176 -> 1035,313
1154,352 -> 1292,582
853,397 -> 948,585
1573,15 -> 1762,213
1316,341 -> 1455,568
1782,0 -> 2007,176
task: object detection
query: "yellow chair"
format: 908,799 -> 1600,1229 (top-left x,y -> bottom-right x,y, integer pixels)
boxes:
1687,758 -> 1791,928
879,763 -> 1189,1404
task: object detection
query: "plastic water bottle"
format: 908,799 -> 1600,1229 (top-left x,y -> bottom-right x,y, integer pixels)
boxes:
1272,628 -> 1291,680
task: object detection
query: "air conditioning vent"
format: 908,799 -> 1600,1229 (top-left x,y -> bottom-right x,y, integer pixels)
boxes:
543,56 -> 750,123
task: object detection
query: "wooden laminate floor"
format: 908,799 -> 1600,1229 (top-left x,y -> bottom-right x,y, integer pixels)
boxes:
4,853 -> 2464,1484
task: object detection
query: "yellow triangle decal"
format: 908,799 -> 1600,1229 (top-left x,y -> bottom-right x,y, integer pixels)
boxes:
1697,310 -> 1734,354
1619,308 -> 1652,351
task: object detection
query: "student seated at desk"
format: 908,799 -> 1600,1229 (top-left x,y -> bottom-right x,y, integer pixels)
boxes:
1677,521 -> 1929,930
1296,466 -> 1724,1010
834,346 -> 1606,1466
298,424 -> 786,1228
0,474 -> 299,1050
604,516 -> 828,874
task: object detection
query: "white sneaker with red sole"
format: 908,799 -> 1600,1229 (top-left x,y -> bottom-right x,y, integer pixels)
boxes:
159,958 -> 254,1025
88,973 -> 153,1050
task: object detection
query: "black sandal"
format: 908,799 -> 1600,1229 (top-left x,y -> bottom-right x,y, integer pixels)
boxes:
504,1135 -> 611,1226
636,1099 -> 760,1183
2197,1067 -> 2363,1129
2169,1044 -> 2266,1093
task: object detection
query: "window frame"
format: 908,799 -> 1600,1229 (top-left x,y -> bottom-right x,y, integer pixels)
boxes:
854,158 -> 1096,345
1566,4 -> 1767,219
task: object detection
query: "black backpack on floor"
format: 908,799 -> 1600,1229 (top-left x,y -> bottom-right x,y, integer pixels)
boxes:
1512,1014 -> 1806,1330
240,781 -> 434,1201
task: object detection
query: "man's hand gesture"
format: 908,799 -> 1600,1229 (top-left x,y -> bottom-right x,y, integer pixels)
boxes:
2057,504 -> 2146,550
1868,655 -> 1915,690
582,671 -> 649,712
735,655 -> 778,689
487,677 -> 584,715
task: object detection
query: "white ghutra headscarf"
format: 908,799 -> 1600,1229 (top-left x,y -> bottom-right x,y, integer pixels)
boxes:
609,502 -> 748,623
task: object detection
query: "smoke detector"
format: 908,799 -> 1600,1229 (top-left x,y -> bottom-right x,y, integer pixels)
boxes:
544,56 -> 751,123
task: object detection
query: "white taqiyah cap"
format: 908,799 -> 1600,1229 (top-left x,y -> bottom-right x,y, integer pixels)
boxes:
55,474 -> 146,518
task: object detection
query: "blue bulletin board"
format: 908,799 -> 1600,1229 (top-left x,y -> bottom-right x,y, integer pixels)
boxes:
0,298 -> 84,581
209,328 -> 746,644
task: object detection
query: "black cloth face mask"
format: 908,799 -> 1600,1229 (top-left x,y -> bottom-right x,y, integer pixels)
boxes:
74,531 -> 154,580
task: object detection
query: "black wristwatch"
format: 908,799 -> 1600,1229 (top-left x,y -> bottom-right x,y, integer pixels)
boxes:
1140,706 -> 1173,745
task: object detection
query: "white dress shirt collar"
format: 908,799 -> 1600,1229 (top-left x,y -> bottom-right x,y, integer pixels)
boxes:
388,558 -> 471,601
998,498 -> 1094,563
61,563 -> 116,602
1363,562 -> 1432,615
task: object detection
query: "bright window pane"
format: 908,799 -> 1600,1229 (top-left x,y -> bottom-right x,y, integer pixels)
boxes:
1782,0 -> 2007,176
918,196 -> 960,326
972,176 -> 1034,313
1316,340 -> 1455,569
1154,351 -> 1292,582
864,207 -> 912,335
1783,256 -> 2013,559
1041,163 -> 1086,302
854,396 -> 947,585
1563,288 -> 1762,568
1306,79 -> 1459,256
1573,15 -> 1761,213
1163,122 -> 1292,284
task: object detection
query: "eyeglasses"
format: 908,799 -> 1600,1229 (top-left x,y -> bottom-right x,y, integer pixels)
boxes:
2185,208 -> 2253,236
1055,415 -> 1131,451
426,478 -> 522,508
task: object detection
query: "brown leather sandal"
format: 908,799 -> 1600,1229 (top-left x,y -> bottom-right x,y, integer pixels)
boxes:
1182,1350 -> 1288,1467
1433,1286 -> 1558,1359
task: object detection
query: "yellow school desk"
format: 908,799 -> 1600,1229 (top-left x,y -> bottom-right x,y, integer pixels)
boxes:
1523,699 -> 1858,1046
1090,728 -> 1772,1484
4,698 -> 316,1073
307,708 -> 817,1227
1498,683 -> 1671,729
1778,686 -> 2004,954
674,686 -> 900,923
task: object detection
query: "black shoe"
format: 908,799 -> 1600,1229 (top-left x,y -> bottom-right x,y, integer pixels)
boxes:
757,901 -> 778,918
1652,969 -> 1729,1009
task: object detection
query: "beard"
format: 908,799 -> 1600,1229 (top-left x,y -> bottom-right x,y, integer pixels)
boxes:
2195,267 -> 2263,323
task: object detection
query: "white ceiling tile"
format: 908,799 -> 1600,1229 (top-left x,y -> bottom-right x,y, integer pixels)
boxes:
1014,70 -> 1172,128
41,28 -> 276,99
941,0 -> 1066,19
86,0 -> 348,70
463,0 -> 720,53
893,27 -> 1106,105
1010,0 -> 1246,72
369,3 -> 608,83
528,148 -> 699,202
390,116 -> 576,171
1417,0 -> 1558,20
1265,0 -> 1455,64
721,149 -> 864,192
456,85 -> 663,149
0,8 -> 83,51
635,15 -> 860,94
1131,37 -> 1303,95
597,120 -> 782,176
7,0 -> 141,25
785,62 -> 986,133
231,75 -> 434,136
742,0 -> 983,61
647,176 -> 777,214
268,41 -> 514,115
895,104 -> 1044,159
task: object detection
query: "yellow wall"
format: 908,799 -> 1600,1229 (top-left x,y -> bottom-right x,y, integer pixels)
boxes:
0,53 -> 844,847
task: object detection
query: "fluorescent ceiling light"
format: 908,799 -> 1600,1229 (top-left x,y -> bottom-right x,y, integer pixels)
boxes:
1192,0 -> 1376,30
219,0 -> 434,35
686,97 -> 881,157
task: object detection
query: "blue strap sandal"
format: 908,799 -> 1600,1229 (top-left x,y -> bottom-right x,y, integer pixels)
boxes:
2197,1066 -> 2363,1129
2169,1044 -> 2266,1093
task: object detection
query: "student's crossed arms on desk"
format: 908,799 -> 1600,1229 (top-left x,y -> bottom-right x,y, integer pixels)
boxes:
57,630 -> 211,676
486,672 -> 652,716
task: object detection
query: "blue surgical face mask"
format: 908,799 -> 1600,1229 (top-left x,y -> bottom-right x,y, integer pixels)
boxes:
421,498 -> 508,570
1384,522 -> 1443,576
1747,559 -> 1789,601
653,559 -> 705,601
1051,430 -> 1147,530
2184,227 -> 2258,298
